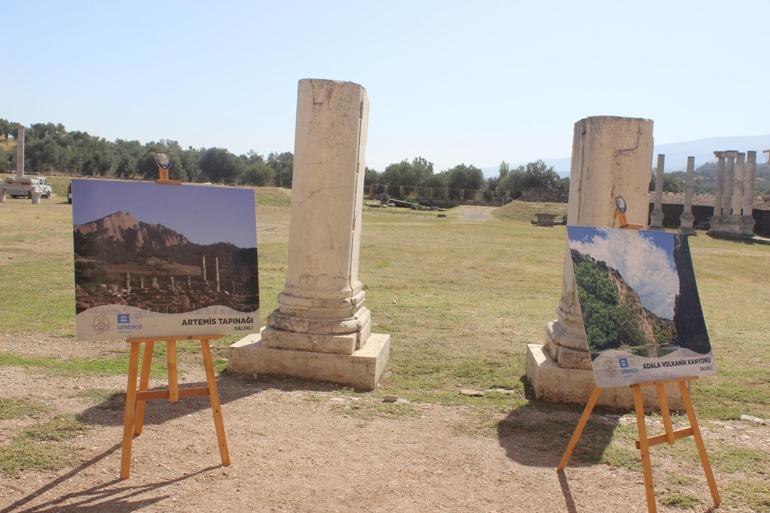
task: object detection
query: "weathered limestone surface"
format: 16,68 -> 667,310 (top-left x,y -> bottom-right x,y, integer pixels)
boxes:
16,125 -> 25,177
710,150 -> 755,239
525,115 -> 676,408
679,156 -> 696,234
229,79 -> 389,390
650,154 -> 665,229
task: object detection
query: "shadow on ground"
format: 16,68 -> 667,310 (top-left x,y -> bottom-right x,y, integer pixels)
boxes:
78,373 -> 343,428
496,400 -> 621,468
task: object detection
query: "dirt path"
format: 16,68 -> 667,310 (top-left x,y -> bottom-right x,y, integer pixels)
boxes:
459,206 -> 495,222
1,335 -> 768,513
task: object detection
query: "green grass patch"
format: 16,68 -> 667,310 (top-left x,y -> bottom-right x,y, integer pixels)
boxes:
75,388 -> 121,402
331,401 -> 421,420
22,414 -> 90,441
711,446 -> 770,475
657,491 -> 701,509
254,187 -> 291,207
600,444 -> 641,471
0,438 -> 73,476
0,398 -> 48,420
724,479 -> 770,512
0,350 -> 165,377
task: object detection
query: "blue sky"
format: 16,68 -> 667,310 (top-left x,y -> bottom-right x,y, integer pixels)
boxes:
3,1 -> 769,172
72,180 -> 257,248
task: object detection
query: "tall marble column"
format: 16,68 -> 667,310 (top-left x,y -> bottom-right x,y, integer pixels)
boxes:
741,151 -> 757,237
679,156 -> 696,234
230,79 -> 390,390
16,125 -> 25,177
764,150 -> 770,164
526,116 -> 662,408
650,154 -> 665,229
713,152 -> 725,217
723,151 -> 737,214
733,152 -> 745,215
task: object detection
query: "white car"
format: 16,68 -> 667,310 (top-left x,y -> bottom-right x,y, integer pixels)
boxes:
1,176 -> 53,199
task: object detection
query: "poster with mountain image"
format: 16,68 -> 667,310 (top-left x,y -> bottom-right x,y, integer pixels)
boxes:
72,179 -> 258,340
567,227 -> 715,388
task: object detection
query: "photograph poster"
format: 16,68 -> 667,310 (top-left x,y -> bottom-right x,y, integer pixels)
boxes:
567,226 -> 716,388
72,179 -> 258,340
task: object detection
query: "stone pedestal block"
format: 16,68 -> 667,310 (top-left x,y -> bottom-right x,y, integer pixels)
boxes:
229,79 -> 389,390
527,344 -> 683,409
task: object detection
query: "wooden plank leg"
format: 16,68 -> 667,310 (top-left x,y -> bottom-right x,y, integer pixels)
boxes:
167,339 -> 178,402
120,341 -> 141,480
200,338 -> 230,466
133,340 -> 154,436
632,384 -> 657,513
678,381 -> 721,506
557,386 -> 602,471
655,383 -> 675,444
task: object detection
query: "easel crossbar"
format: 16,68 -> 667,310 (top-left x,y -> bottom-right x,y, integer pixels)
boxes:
134,387 -> 209,401
636,427 -> 693,448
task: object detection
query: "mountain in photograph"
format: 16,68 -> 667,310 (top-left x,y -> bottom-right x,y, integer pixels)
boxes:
571,249 -> 677,358
74,211 -> 258,314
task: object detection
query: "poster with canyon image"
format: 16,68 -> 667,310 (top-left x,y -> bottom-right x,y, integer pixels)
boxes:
567,226 -> 715,388
72,179 -> 258,340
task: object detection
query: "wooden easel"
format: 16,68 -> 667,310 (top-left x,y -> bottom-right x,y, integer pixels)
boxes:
557,378 -> 720,512
119,167 -> 229,479
120,335 -> 230,479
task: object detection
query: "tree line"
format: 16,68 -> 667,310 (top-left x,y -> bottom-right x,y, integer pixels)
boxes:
0,119 -> 572,199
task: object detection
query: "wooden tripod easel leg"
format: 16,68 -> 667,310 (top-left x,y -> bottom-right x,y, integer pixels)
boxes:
120,341 -> 141,480
200,338 -> 230,466
557,386 -> 602,471
632,385 -> 657,513
167,339 -> 179,402
678,381 -> 721,506
133,341 -> 154,436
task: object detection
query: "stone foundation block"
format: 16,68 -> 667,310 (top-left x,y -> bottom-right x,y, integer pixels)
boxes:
526,344 -> 683,410
230,330 -> 390,391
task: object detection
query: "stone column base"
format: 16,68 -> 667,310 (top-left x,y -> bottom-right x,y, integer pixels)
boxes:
229,329 -> 390,391
526,344 -> 683,409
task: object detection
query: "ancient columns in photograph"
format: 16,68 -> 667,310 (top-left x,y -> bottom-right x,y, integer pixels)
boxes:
526,115 -> 674,407
230,79 -> 390,390
16,125 -> 25,178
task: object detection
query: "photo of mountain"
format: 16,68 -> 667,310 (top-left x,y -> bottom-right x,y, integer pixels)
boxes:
72,179 -> 259,340
567,227 -> 715,387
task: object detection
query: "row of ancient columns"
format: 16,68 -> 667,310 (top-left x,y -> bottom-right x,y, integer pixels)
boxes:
649,154 -> 697,234
708,150 -> 757,238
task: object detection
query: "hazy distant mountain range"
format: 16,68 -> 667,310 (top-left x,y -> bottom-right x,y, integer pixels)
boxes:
484,135 -> 770,177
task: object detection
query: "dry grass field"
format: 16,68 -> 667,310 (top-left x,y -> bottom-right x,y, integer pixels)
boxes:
0,180 -> 769,512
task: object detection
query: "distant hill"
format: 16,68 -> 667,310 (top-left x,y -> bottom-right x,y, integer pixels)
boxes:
484,135 -> 770,178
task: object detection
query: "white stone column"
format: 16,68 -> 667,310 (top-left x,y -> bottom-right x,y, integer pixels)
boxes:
16,125 -> 25,177
742,151 -> 757,237
764,150 -> 770,164
30,190 -> 40,204
215,256 -> 220,292
0,190 -> 5,203
679,156 -> 695,234
713,152 -> 725,217
744,151 -> 756,215
230,79 -> 390,390
650,154 -> 665,229
733,152 -> 745,215
527,116 -> 663,408
723,151 -> 737,214
201,255 -> 207,283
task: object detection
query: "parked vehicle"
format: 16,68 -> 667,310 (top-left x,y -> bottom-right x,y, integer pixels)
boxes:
0,176 -> 53,199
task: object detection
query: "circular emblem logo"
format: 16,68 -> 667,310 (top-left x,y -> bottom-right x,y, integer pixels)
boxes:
602,359 -> 619,378
93,316 -> 110,332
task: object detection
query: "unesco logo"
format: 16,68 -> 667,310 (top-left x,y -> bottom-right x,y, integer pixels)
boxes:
618,357 -> 629,368
117,313 -> 130,324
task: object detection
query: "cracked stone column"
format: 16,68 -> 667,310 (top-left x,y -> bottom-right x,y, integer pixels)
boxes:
650,153 -> 665,229
723,151 -> 737,214
679,156 -> 696,234
16,125 -> 25,178
525,115 -> 669,408
733,152 -> 745,215
713,152 -> 725,218
229,79 -> 390,390
741,151 -> 757,237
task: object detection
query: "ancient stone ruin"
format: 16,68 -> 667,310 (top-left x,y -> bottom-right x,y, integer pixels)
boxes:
708,150 -> 758,239
229,79 -> 390,390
